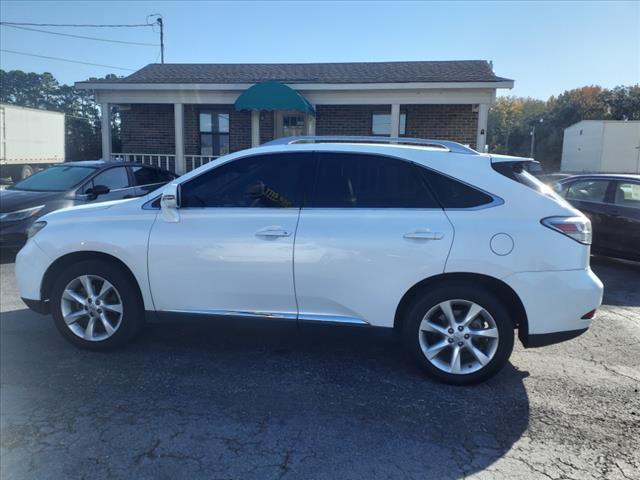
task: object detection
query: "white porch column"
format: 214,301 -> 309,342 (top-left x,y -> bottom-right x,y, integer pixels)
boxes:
100,102 -> 111,161
476,103 -> 489,152
306,113 -> 316,136
174,103 -> 185,174
251,110 -> 260,147
390,104 -> 401,138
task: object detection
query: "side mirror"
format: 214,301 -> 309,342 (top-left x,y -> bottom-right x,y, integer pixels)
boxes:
160,183 -> 180,222
89,184 -> 111,197
79,184 -> 110,201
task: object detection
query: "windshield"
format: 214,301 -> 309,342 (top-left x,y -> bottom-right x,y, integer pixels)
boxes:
10,165 -> 97,192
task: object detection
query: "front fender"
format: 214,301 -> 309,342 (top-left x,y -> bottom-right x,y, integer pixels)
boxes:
24,205 -> 158,311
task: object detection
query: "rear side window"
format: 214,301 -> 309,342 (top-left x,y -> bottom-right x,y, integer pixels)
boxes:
613,181 -> 640,209
310,152 -> 438,208
180,153 -> 309,208
420,168 -> 494,208
566,179 -> 610,203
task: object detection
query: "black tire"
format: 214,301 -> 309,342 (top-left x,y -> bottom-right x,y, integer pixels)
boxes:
10,164 -> 34,182
50,260 -> 144,350
402,284 -> 514,385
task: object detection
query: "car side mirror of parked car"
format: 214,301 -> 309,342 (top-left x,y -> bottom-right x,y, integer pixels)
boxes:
78,184 -> 111,201
160,183 -> 180,223
90,184 -> 111,197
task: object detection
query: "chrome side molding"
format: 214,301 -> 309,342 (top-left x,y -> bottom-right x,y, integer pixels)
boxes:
297,313 -> 369,326
160,309 -> 370,326
162,309 -> 297,321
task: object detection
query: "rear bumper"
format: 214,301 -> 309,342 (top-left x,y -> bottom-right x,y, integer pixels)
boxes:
504,268 -> 603,347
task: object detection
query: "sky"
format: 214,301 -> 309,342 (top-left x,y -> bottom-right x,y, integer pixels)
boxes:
0,0 -> 638,99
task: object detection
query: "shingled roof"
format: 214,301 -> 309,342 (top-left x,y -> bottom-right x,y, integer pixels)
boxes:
88,60 -> 511,85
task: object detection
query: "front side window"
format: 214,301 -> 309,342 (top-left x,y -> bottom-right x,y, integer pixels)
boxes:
614,181 -> 640,209
371,112 -> 407,136
131,166 -> 173,186
199,111 -> 230,156
565,179 -> 610,203
181,153 -> 309,208
82,167 -> 130,193
310,153 -> 438,208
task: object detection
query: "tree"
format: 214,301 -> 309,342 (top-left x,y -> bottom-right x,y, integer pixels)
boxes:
0,69 -> 121,160
600,85 -> 640,120
488,84 -> 639,171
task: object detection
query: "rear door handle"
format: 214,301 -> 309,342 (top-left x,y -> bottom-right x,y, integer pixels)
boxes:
255,226 -> 291,238
403,230 -> 444,240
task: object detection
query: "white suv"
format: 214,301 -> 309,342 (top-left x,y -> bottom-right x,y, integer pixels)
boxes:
15,137 -> 603,385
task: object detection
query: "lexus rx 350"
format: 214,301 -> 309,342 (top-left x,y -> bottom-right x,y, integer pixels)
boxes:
15,137 -> 603,385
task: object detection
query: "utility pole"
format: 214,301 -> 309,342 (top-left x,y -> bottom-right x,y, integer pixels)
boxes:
157,16 -> 164,64
148,14 -> 164,63
530,118 -> 543,158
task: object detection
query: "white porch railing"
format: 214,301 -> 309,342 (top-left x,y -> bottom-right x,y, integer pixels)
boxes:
110,153 -> 175,171
110,153 -> 219,173
185,154 -> 219,171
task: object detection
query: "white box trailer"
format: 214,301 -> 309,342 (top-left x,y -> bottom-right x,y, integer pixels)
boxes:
0,103 -> 65,181
561,120 -> 640,173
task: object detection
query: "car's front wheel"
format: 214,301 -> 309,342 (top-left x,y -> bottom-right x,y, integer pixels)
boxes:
403,285 -> 514,385
50,260 -> 144,350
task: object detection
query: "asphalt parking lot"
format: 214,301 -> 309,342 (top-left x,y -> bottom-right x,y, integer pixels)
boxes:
1,250 -> 638,480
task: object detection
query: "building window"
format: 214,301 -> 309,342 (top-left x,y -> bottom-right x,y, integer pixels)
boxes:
199,111 -> 230,156
371,112 -> 406,136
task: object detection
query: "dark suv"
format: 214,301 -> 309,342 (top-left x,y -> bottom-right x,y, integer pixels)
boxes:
0,161 -> 177,248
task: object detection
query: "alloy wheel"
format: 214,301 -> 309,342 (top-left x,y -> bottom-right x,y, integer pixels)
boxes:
60,275 -> 124,341
418,299 -> 499,374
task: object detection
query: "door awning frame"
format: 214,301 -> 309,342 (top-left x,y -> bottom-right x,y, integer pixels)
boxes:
234,81 -> 315,114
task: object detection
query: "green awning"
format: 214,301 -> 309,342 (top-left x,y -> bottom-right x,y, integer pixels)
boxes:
234,81 -> 315,114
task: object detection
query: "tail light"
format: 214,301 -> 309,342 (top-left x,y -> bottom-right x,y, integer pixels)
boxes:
541,216 -> 592,245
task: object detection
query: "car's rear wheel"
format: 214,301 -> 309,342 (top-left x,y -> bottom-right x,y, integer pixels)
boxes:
50,260 -> 144,350
403,285 -> 514,385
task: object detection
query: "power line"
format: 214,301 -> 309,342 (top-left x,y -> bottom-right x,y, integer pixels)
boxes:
0,21 -> 153,28
0,49 -> 136,71
0,23 -> 158,46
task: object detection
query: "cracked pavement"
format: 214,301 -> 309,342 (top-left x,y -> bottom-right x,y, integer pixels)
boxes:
1,252 -> 638,479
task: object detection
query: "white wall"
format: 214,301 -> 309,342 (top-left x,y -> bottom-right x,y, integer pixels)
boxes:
601,121 -> 640,173
561,121 -> 603,172
0,104 -> 65,164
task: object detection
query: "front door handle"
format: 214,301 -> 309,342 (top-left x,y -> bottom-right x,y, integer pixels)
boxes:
403,230 -> 444,240
255,226 -> 291,238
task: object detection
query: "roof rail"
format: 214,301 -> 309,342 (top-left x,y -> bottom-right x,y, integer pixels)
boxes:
262,136 -> 479,155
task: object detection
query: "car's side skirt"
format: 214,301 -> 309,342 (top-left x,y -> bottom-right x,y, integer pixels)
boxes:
152,309 -> 370,326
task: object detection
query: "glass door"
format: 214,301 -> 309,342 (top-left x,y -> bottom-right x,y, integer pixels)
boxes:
275,112 -> 306,138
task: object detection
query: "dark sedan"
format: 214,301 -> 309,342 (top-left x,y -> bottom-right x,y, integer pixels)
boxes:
554,174 -> 640,261
0,161 -> 176,248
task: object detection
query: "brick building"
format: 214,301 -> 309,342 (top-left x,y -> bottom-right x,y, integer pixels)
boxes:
76,61 -> 513,174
